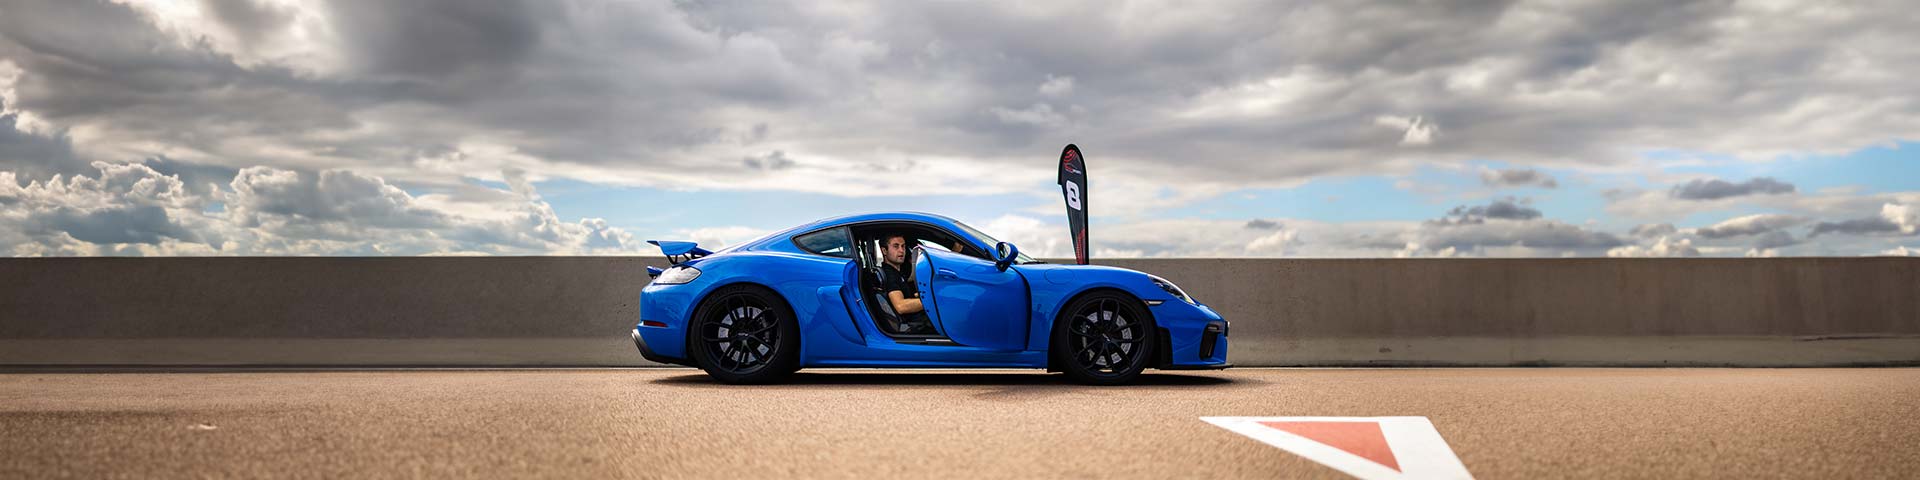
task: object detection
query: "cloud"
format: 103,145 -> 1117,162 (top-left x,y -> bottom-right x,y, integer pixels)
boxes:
975,214 -> 1067,258
1628,223 -> 1678,238
987,103 -> 1068,128
1751,230 -> 1799,250
1807,203 -> 1919,237
996,197 -> 1634,259
1243,229 -> 1298,255
228,167 -> 451,232
1394,243 -> 1457,258
1605,181 -> 1920,233
2,1 -> 1920,257
1415,219 -> 1624,254
202,0 -> 299,47
1669,177 -> 1797,200
7,0 -> 1911,202
1808,217 -> 1900,237
962,213 -> 1400,259
1433,197 -> 1543,224
0,160 -> 646,256
0,98 -> 83,181
1374,115 -> 1437,146
326,0 -> 543,78
669,225 -> 770,250
0,162 -> 213,255
1479,167 -> 1558,189
742,150 -> 796,171
1392,197 -> 1623,256
1037,74 -> 1075,96
993,207 -> 1628,258
1884,203 -> 1919,234
1691,213 -> 1807,239
1607,236 -> 1699,258
4,166 -> 205,247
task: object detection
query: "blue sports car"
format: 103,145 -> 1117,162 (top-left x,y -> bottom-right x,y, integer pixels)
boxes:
632,211 -> 1230,385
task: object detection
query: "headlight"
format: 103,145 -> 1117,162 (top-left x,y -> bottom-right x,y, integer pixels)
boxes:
1148,274 -> 1194,304
652,266 -> 702,285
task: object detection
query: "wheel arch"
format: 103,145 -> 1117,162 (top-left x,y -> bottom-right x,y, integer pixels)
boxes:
681,280 -> 804,365
1043,286 -> 1159,372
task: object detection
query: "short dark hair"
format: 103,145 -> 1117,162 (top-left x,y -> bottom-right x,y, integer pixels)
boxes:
882,233 -> 909,245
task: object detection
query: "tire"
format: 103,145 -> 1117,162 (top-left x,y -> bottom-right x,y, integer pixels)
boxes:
687,285 -> 801,384
1051,291 -> 1156,385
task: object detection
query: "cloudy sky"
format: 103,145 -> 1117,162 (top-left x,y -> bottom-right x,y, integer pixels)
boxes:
2,0 -> 1918,257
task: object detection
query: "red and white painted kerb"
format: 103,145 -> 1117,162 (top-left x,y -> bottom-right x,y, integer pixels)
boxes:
1202,416 -> 1472,479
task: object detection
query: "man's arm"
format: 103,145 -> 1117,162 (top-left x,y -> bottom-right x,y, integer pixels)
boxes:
887,290 -> 923,314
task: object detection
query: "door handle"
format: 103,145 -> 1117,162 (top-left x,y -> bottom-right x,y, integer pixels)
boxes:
935,268 -> 958,279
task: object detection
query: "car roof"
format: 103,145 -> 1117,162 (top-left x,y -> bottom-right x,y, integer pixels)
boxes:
726,211 -> 975,253
810,211 -> 964,228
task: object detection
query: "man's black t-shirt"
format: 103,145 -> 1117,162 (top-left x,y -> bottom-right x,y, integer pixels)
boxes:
877,261 -> 932,331
878,262 -> 917,298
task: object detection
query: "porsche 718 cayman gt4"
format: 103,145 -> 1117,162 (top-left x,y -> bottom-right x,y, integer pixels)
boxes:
633,211 -> 1229,385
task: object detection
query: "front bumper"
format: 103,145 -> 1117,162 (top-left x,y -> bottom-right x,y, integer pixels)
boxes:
1150,301 -> 1231,369
632,328 -> 694,367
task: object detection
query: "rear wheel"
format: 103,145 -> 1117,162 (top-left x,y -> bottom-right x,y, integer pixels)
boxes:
1052,292 -> 1155,385
688,285 -> 800,384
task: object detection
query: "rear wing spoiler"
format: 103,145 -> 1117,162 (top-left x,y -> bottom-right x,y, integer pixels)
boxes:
647,240 -> 712,276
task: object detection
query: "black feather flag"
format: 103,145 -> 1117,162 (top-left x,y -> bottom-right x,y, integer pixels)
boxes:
1057,144 -> 1089,265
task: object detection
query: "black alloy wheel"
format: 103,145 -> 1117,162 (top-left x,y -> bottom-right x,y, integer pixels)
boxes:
1053,292 -> 1155,385
690,285 -> 799,384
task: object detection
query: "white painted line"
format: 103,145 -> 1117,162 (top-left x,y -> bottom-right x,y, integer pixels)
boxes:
1201,416 -> 1473,480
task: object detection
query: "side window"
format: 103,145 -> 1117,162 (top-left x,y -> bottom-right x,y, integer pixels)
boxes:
921,232 -> 982,259
916,238 -> 952,252
793,227 -> 853,258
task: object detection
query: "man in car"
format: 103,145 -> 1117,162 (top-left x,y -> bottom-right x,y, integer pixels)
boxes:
879,233 -> 937,334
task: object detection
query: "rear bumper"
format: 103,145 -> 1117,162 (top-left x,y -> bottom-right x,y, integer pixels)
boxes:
632,328 -> 694,367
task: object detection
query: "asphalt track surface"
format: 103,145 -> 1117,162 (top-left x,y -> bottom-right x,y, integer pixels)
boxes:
3,368 -> 1916,479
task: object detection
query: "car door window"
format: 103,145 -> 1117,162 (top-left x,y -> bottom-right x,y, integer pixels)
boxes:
918,233 -> 988,259
916,238 -> 951,252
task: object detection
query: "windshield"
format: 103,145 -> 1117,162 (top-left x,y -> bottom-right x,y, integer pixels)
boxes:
950,219 -> 1039,264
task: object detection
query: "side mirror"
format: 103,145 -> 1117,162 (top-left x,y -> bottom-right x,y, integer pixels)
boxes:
994,242 -> 1019,271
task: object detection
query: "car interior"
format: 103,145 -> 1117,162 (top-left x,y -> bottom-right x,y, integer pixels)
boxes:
847,223 -> 986,339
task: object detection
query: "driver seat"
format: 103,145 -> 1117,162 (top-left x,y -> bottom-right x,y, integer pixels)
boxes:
864,267 -> 905,333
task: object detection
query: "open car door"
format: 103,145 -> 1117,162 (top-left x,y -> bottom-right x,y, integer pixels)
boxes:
912,247 -> 1030,350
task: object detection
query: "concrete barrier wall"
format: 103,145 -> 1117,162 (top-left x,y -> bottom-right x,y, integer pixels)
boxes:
1102,258 -> 1920,366
3,257 -> 1916,367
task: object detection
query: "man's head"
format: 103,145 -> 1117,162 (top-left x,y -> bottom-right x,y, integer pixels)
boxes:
883,234 -> 910,267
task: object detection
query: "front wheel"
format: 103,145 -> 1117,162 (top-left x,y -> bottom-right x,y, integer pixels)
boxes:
688,285 -> 800,384
1051,292 -> 1155,385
